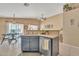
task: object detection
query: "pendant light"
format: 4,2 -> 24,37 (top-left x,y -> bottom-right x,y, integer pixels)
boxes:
40,13 -> 47,21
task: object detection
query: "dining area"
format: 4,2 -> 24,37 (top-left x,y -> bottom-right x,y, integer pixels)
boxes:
0,23 -> 23,56
1,32 -> 19,45
0,35 -> 21,56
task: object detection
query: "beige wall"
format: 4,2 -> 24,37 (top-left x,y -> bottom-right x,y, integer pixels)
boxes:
69,3 -> 79,9
63,8 -> 79,47
40,13 -> 63,30
0,19 -> 5,38
0,17 -> 40,38
60,4 -> 79,56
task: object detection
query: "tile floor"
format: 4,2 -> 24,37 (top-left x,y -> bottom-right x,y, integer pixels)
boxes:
20,52 -> 41,56
0,39 -> 62,56
0,40 -> 21,56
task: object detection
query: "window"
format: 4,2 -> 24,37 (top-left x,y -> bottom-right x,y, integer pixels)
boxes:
7,23 -> 24,35
28,24 -> 38,30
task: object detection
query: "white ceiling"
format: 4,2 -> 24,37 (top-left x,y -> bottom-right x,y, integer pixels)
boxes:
0,3 -> 64,18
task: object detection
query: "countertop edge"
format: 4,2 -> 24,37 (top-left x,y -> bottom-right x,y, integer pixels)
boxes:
21,35 -> 58,39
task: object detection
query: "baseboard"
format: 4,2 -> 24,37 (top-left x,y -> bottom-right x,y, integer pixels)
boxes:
22,51 -> 39,52
59,43 -> 79,56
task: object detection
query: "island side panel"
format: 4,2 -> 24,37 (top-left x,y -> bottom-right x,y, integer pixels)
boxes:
52,36 -> 59,56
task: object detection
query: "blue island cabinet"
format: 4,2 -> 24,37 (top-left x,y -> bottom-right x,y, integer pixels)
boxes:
21,35 -> 59,56
21,36 -> 30,51
21,36 -> 39,52
29,36 -> 39,51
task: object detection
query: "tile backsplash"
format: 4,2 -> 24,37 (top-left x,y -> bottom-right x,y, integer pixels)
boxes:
24,30 -> 59,36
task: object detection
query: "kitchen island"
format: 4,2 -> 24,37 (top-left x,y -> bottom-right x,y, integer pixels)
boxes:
21,35 -> 59,56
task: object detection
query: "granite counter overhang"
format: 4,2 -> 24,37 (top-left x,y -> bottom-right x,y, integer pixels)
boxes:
20,34 -> 59,39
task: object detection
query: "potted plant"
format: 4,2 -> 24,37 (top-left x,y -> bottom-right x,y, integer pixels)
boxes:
41,30 -> 46,34
63,4 -> 72,12
45,30 -> 49,35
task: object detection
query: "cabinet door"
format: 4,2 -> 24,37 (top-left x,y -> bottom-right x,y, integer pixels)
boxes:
39,37 -> 43,52
29,36 -> 39,51
22,37 -> 30,51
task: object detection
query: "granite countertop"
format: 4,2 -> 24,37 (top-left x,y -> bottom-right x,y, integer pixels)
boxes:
21,34 -> 58,39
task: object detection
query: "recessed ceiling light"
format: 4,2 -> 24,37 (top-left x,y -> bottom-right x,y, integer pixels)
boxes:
24,3 -> 30,7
